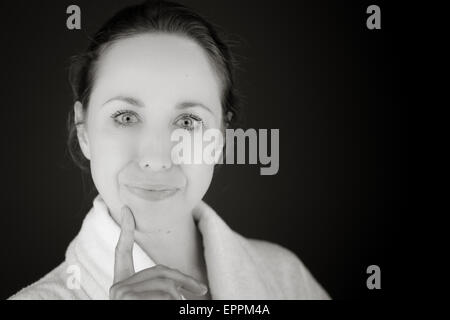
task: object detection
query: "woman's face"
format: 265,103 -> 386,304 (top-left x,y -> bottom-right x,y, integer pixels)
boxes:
75,33 -> 223,231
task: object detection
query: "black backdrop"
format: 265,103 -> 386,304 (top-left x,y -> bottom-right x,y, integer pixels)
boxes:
0,0 -> 401,299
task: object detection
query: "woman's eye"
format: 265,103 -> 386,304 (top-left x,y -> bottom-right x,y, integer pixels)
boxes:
175,114 -> 203,131
111,110 -> 139,126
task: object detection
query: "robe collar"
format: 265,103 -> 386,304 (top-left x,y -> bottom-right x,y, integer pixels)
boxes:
65,195 -> 275,299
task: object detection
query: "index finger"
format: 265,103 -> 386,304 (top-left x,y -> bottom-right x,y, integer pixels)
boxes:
113,205 -> 136,284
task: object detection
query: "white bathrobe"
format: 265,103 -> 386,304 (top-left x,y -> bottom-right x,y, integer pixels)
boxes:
9,195 -> 330,300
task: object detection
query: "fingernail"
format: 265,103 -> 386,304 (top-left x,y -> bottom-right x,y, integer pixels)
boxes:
121,206 -> 135,229
199,284 -> 208,294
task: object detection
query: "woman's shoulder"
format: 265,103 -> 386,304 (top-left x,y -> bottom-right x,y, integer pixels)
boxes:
243,237 -> 307,275
243,237 -> 331,299
8,262 -> 87,300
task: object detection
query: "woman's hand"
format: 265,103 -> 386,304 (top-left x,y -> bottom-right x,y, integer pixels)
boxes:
109,206 -> 209,300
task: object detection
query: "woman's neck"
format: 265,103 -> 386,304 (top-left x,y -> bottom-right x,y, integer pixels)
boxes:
133,211 -> 208,286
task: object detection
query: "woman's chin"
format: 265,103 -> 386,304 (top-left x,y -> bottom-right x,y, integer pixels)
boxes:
127,200 -> 169,216
130,205 -> 182,233
114,189 -> 194,230
123,193 -> 177,212
123,196 -> 179,220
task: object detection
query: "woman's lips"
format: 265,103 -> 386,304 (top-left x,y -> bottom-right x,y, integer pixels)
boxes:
124,184 -> 180,201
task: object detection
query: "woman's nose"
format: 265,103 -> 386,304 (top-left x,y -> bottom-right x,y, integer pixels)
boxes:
138,157 -> 172,171
138,131 -> 173,172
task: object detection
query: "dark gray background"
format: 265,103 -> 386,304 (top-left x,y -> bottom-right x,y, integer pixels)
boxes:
0,0 -> 401,299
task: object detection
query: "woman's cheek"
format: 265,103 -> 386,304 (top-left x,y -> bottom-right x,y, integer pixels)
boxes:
89,132 -> 135,214
182,163 -> 214,204
180,133 -> 219,205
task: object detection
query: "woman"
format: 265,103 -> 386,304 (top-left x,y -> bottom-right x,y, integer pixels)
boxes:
10,0 -> 330,300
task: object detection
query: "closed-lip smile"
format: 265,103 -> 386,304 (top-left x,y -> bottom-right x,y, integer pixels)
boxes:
124,184 -> 180,201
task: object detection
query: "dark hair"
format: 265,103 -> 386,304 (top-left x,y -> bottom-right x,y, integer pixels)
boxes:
67,0 -> 241,172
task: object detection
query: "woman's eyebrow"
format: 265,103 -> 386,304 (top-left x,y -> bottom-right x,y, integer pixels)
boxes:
102,96 -> 214,115
176,101 -> 214,116
102,95 -> 144,108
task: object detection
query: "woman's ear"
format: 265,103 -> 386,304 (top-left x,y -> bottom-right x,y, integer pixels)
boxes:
74,101 -> 91,160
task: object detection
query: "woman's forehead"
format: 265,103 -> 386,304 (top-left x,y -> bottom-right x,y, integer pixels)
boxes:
91,33 -> 222,110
